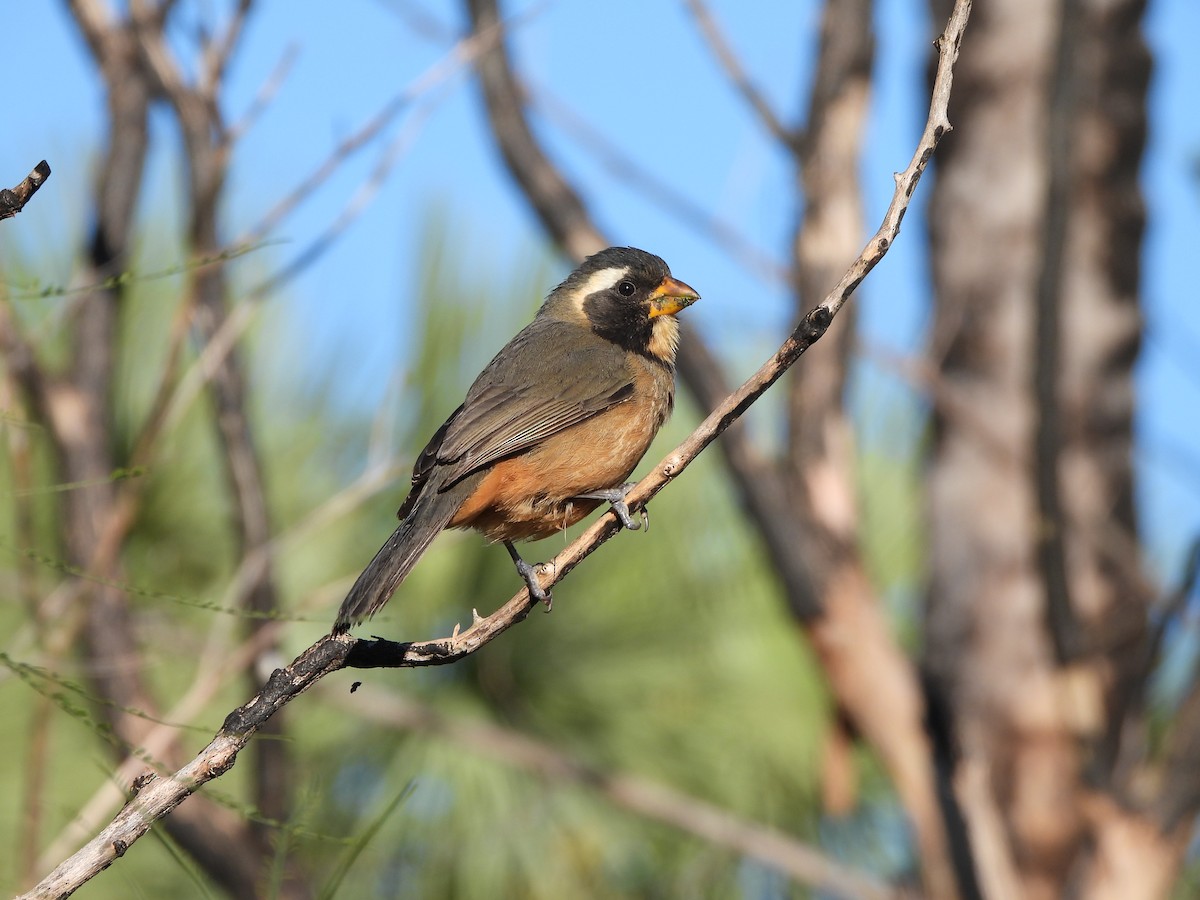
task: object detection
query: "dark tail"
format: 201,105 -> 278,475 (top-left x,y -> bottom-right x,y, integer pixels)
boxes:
333,477 -> 472,632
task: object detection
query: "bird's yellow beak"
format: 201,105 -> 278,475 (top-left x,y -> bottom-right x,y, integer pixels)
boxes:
646,276 -> 700,318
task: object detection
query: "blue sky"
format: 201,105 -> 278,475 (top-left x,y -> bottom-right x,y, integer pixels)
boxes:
2,0 -> 1199,581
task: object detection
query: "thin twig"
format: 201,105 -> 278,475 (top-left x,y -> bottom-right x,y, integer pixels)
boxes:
0,161 -> 52,221
682,0 -> 801,152
200,0 -> 254,98
33,621 -> 282,874
532,86 -> 789,284
146,20 -> 521,438
22,2 -> 970,894
247,103 -> 434,298
238,94 -> 407,246
225,43 -> 298,144
240,8 -> 532,246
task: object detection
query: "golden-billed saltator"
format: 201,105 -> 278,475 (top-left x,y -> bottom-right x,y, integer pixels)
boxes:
334,246 -> 699,632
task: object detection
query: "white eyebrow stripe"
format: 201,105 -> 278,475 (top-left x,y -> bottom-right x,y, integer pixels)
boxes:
575,267 -> 629,298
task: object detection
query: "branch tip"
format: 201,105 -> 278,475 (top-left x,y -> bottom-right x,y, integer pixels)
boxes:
0,159 -> 53,220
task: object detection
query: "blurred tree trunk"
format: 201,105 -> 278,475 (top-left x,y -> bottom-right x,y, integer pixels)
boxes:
922,0 -> 1185,896
787,2 -> 960,897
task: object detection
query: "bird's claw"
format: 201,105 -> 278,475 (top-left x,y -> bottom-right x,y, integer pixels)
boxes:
610,499 -> 641,531
506,541 -> 553,610
518,561 -> 553,611
578,483 -> 648,532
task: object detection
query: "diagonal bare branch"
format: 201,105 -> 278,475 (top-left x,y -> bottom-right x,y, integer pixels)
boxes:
530,86 -> 789,283
464,0 -> 606,260
201,0 -> 255,99
225,43 -> 297,144
331,683 -> 899,900
22,3 -> 970,893
683,0 -> 802,153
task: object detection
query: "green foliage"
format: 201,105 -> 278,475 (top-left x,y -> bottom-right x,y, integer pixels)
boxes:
0,220 -> 928,897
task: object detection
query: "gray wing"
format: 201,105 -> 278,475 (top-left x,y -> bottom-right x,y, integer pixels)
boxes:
421,319 -> 635,491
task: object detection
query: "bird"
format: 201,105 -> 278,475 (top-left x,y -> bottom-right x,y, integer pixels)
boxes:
333,247 -> 699,633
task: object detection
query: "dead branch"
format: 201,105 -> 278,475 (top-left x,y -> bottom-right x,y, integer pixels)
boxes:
128,0 -> 302,874
239,93 -> 407,246
150,21 -> 523,439
22,2 -> 970,894
200,0 -> 254,99
0,161 -> 51,221
683,0 -> 802,152
330,683 -> 900,900
531,86 -> 789,283
225,43 -> 297,143
464,0 -> 605,260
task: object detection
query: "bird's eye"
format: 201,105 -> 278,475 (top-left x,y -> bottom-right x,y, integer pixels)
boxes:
617,280 -> 636,297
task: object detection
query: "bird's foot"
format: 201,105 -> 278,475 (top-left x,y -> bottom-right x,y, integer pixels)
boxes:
505,541 -> 553,610
577,483 -> 648,531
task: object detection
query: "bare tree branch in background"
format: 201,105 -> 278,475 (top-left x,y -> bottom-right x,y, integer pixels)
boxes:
22,0 -> 971,893
683,0 -> 802,153
151,16 -> 523,441
32,4 -> 277,895
126,2 -> 301,872
6,0 -> 456,894
328,683 -> 900,900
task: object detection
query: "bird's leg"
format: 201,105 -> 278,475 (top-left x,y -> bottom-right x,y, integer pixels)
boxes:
576,483 -> 647,531
504,540 -> 553,610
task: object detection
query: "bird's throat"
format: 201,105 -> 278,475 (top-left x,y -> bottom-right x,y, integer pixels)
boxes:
647,314 -> 681,365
